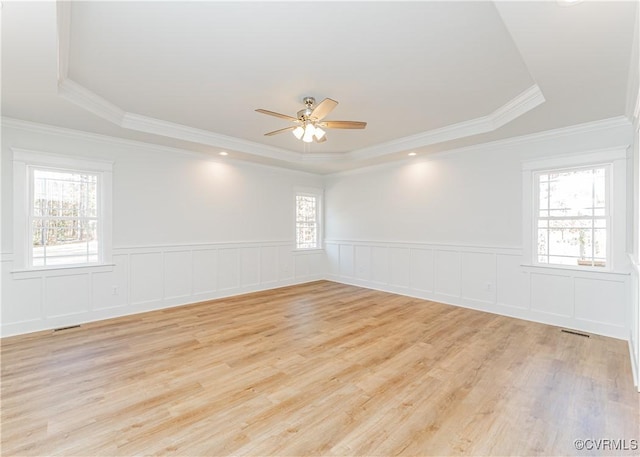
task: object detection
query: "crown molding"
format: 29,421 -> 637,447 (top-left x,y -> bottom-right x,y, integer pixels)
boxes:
121,112 -> 301,163
58,79 -> 125,125
1,117 -> 325,177
57,78 -> 302,163
56,0 -> 71,83
1,116 -> 206,158
429,116 -> 631,163
325,116 -> 631,178
490,84 -> 545,129
346,84 -> 545,161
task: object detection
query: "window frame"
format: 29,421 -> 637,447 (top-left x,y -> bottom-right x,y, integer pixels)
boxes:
533,163 -> 611,270
294,187 -> 323,251
12,148 -> 113,271
27,165 -> 103,268
522,146 -> 628,273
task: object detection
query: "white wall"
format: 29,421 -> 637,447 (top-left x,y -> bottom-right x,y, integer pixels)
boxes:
2,114 -> 638,393
627,4 -> 640,390
1,121 -> 326,336
325,119 -> 634,342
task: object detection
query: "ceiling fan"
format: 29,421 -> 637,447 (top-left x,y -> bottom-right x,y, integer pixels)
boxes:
256,97 -> 366,143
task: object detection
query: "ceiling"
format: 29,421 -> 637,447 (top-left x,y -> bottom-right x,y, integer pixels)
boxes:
2,1 -> 637,174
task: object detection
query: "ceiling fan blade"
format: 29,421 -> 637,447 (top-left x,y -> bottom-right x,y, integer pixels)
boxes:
321,121 -> 367,129
255,109 -> 298,122
310,98 -> 338,121
264,126 -> 296,136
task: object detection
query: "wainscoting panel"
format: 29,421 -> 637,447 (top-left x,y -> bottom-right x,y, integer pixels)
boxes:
574,277 -> 626,327
461,251 -> 496,304
1,242 -> 324,337
164,250 -> 192,300
339,244 -> 355,278
218,248 -> 240,291
260,246 -> 278,285
434,250 -> 461,298
530,272 -> 573,318
1,269 -> 42,324
389,247 -> 411,289
278,245 -> 295,281
371,246 -> 389,285
91,255 -> 128,311
130,252 -> 164,305
496,254 -> 529,309
192,249 -> 218,295
241,247 -> 261,288
354,245 -> 371,281
410,249 -> 434,292
45,274 -> 90,318
326,240 -> 630,340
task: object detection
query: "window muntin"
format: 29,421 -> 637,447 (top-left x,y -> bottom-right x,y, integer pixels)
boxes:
535,165 -> 609,268
29,168 -> 101,267
296,193 -> 319,249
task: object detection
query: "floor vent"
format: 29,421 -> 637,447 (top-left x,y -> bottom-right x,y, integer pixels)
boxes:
561,329 -> 590,338
53,325 -> 81,332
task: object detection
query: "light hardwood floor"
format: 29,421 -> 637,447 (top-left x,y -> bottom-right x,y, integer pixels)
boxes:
1,281 -> 638,456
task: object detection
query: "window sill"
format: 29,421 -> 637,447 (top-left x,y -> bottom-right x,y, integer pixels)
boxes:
520,263 -> 629,276
293,248 -> 325,254
11,263 -> 115,279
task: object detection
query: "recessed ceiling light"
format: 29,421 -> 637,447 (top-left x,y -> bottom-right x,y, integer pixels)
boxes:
219,151 -> 228,156
408,152 -> 417,156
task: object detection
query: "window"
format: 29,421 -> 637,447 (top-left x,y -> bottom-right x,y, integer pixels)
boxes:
295,190 -> 322,249
30,168 -> 100,266
522,146 -> 627,273
535,165 -> 609,268
13,149 -> 112,270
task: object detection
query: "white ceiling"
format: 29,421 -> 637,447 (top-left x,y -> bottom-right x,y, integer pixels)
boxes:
2,1 -> 637,173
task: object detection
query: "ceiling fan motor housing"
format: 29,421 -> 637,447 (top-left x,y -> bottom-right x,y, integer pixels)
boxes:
298,97 -> 316,121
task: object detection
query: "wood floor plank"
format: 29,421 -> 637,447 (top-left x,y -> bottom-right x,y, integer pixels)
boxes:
1,280 -> 638,456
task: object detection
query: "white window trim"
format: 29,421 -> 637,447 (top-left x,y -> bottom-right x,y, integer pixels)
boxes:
12,148 -> 113,271
522,146 -> 628,273
294,186 -> 323,251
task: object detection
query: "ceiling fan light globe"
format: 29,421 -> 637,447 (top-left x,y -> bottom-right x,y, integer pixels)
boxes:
314,127 -> 326,140
302,123 -> 315,143
292,126 -> 304,140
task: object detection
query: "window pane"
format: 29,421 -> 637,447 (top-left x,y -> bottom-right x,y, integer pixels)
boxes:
537,229 -> 548,256
547,169 -> 597,217
548,227 -> 592,259
32,257 -> 45,267
32,218 -> 99,265
33,169 -> 97,218
538,180 -> 549,218
594,174 -> 606,216
593,228 -> 606,259
548,255 -> 581,266
296,195 -> 317,222
296,223 -> 317,249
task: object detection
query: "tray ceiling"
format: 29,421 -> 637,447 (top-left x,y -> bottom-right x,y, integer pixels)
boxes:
2,1 -> 637,173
